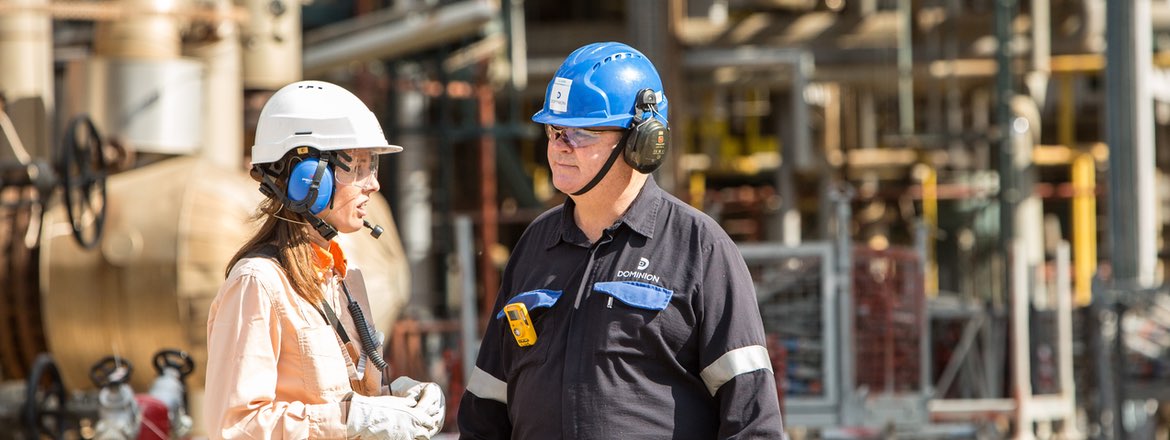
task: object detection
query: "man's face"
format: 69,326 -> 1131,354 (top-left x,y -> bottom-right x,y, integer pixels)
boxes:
544,125 -> 625,194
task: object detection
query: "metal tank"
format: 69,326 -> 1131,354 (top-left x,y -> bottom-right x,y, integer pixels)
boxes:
38,156 -> 410,398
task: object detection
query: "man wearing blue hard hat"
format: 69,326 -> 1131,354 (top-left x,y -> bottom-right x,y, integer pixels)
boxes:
458,42 -> 786,439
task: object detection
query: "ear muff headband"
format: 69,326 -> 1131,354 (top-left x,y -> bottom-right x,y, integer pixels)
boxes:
286,158 -> 334,214
622,89 -> 669,174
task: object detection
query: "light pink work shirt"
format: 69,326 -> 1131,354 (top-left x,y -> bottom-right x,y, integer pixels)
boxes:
204,244 -> 382,439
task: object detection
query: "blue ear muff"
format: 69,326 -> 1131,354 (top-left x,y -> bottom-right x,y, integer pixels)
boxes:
287,158 -> 333,214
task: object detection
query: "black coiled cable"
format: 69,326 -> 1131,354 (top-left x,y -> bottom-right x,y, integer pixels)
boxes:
341,281 -> 389,370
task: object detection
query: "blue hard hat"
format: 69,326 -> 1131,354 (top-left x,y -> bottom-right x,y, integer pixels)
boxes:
532,42 -> 668,129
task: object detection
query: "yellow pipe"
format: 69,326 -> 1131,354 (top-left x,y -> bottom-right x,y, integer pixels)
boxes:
920,164 -> 938,297
1072,153 -> 1096,307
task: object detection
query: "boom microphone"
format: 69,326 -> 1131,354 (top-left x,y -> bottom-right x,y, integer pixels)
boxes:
363,220 -> 384,239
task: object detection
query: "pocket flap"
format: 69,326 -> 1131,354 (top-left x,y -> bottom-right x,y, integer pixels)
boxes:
593,281 -> 673,311
495,289 -> 563,319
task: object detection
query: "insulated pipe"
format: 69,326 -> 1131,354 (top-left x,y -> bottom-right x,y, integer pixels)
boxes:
1026,0 -> 1051,105
186,0 -> 242,169
93,0 -> 182,59
241,0 -> 300,89
302,1 -> 496,78
395,64 -> 436,312
0,0 -> 53,160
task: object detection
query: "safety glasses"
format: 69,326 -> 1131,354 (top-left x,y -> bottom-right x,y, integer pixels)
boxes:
335,150 -> 379,188
545,125 -> 622,148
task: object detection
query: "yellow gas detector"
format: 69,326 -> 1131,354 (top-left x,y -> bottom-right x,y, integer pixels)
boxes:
503,303 -> 537,347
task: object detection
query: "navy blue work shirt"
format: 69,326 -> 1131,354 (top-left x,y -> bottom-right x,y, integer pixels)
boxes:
458,177 -> 786,439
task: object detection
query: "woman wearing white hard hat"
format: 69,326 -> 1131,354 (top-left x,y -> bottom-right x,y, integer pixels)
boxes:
204,80 -> 444,439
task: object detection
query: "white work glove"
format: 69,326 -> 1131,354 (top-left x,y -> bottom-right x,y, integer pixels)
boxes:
345,391 -> 444,439
389,377 -> 444,416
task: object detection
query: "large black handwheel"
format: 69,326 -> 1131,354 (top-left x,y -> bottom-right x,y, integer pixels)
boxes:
153,349 -> 195,380
56,115 -> 108,249
23,353 -> 67,440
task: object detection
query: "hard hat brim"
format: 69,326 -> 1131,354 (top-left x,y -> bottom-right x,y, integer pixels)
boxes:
531,110 -> 632,129
250,143 -> 404,165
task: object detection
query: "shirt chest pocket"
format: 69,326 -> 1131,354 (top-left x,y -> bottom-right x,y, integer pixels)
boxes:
496,289 -> 563,370
298,325 -> 351,394
592,281 -> 674,357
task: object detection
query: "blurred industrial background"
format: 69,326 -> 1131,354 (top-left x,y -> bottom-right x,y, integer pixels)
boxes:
2,0 -> 1170,438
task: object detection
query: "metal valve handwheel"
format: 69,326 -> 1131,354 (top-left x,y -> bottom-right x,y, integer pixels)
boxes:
153,349 -> 195,379
24,353 -> 68,440
56,114 -> 108,249
89,355 -> 133,389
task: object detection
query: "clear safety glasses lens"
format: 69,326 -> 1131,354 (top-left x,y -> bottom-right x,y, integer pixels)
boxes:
545,125 -> 619,148
336,151 -> 379,187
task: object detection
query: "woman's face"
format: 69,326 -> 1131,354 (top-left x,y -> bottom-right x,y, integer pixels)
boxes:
316,149 -> 380,234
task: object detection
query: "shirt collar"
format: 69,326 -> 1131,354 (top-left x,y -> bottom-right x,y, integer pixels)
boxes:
310,240 -> 348,279
619,176 -> 663,239
546,175 -> 664,249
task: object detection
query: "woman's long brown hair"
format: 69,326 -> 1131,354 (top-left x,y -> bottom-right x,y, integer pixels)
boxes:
225,174 -> 325,305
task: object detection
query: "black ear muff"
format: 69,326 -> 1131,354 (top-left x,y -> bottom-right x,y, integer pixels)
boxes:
623,88 -> 669,174
286,157 -> 334,214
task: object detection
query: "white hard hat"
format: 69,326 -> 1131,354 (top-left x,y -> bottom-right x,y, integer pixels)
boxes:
251,80 -> 402,164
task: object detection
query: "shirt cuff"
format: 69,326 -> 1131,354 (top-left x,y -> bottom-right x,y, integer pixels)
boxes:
310,401 -> 348,439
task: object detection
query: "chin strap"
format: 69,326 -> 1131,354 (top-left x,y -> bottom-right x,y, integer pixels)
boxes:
305,214 -> 339,241
570,130 -> 631,196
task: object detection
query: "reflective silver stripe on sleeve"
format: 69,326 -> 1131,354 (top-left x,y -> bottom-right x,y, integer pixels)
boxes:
699,345 -> 773,396
466,366 -> 508,404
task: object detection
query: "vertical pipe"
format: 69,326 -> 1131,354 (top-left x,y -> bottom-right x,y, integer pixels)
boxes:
772,90 -> 798,245
93,0 -> 182,59
1055,241 -> 1079,437
921,165 -> 938,297
896,0 -> 914,137
0,0 -> 53,160
1027,0 -> 1051,105
1072,154 -> 1096,307
1105,0 -> 1157,286
825,84 -> 841,160
455,216 -> 478,381
791,55 -> 812,170
186,1 -> 242,169
745,88 -> 760,155
834,186 -> 855,424
1058,77 -> 1075,148
1011,98 -> 1043,308
945,0 -> 963,160
971,88 -> 991,170
627,0 -> 678,192
244,0 -> 301,89
995,0 -> 1018,304
859,88 -> 876,149
396,64 -> 435,311
1011,240 -> 1035,440
507,0 -> 527,91
476,81 -> 499,326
